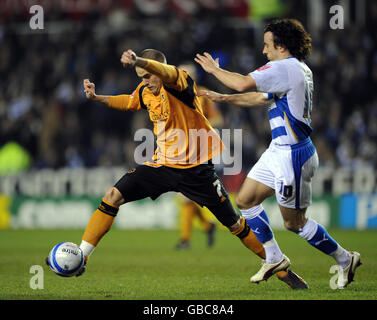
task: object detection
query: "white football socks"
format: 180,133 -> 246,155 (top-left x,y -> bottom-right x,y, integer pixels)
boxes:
263,238 -> 283,264
80,240 -> 95,260
330,245 -> 351,269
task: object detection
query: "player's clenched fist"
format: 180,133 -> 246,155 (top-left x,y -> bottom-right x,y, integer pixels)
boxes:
83,79 -> 96,100
121,50 -> 137,67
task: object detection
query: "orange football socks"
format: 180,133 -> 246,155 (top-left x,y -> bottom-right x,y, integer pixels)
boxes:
80,198 -> 119,258
231,217 -> 265,258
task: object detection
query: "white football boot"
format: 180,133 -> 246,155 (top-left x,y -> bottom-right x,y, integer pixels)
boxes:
250,254 -> 291,284
337,251 -> 361,289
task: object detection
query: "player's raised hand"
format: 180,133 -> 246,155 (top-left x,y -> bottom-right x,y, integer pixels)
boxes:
194,52 -> 219,74
197,89 -> 224,102
83,79 -> 96,100
121,49 -> 137,67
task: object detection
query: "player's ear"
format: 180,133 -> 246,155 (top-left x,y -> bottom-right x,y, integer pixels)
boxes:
278,44 -> 287,53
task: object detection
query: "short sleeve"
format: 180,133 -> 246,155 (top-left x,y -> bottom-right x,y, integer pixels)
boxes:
249,61 -> 289,94
108,83 -> 143,111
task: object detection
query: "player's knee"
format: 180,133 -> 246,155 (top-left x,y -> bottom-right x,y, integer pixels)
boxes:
235,194 -> 259,210
103,187 -> 125,207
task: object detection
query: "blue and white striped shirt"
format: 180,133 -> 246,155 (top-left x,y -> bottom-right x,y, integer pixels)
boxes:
250,57 -> 313,145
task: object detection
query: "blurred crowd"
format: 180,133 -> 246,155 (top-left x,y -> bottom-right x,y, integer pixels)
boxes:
0,0 -> 377,175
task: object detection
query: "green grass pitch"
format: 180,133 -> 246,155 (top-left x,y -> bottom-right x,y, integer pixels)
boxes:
0,228 -> 376,300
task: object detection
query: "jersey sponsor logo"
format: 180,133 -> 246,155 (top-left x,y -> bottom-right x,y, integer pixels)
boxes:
257,65 -> 271,72
149,111 -> 169,121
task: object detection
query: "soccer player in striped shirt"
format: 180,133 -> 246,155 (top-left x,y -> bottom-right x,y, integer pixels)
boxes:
195,19 -> 361,289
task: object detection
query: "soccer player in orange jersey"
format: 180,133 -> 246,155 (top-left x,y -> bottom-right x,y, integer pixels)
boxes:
63,48 -> 308,289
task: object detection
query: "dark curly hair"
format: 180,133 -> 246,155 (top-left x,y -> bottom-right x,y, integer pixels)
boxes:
264,19 -> 312,61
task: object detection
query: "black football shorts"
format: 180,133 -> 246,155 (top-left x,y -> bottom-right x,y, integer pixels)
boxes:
115,162 -> 228,208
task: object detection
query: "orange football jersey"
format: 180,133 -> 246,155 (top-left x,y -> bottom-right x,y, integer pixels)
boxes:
108,60 -> 224,169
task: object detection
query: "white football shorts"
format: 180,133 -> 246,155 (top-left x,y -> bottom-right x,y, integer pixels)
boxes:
247,137 -> 319,209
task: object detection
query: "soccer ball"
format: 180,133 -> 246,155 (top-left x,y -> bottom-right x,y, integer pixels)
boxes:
47,242 -> 84,277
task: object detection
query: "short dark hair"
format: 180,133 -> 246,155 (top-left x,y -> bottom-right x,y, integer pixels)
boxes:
140,49 -> 167,63
264,19 -> 312,61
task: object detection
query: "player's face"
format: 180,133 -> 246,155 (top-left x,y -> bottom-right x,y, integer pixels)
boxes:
136,67 -> 162,95
262,31 -> 280,61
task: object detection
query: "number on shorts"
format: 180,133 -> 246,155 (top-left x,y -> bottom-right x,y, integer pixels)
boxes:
279,184 -> 293,198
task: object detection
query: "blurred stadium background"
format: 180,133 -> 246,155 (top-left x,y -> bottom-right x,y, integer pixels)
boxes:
0,0 -> 377,233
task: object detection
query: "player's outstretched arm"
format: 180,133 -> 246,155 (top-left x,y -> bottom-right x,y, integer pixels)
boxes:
83,79 -> 110,105
83,78 -> 134,111
195,52 -> 256,92
197,90 -> 268,108
121,49 -> 179,85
